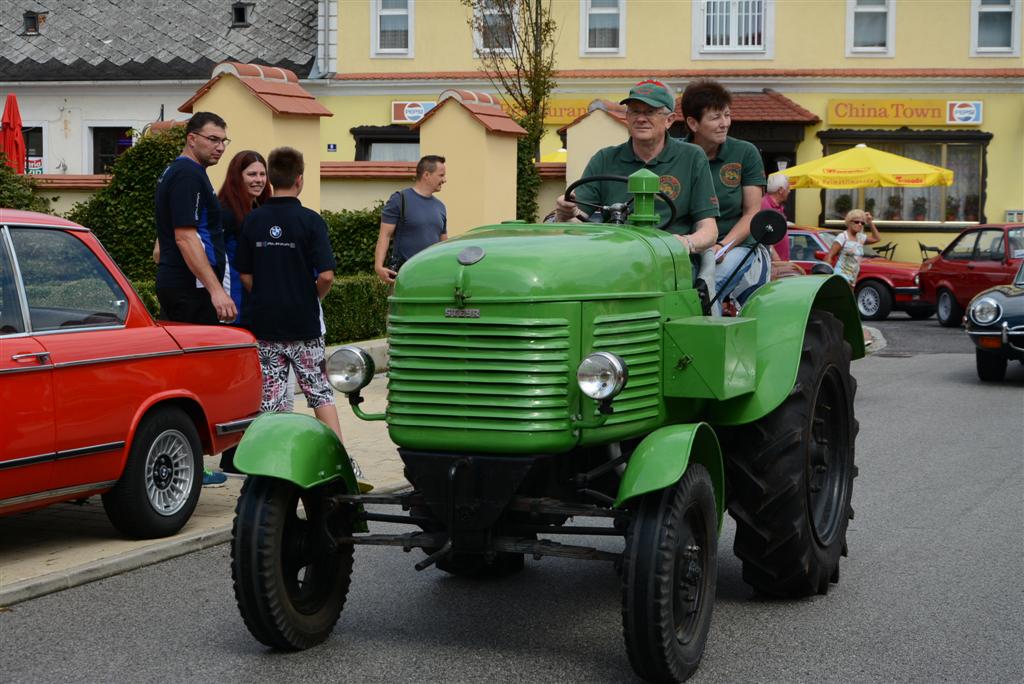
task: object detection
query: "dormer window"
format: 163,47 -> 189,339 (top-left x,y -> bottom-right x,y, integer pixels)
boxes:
232,2 -> 253,27
23,11 -> 45,35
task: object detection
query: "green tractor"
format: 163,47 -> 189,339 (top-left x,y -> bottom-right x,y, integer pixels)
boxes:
230,170 -> 862,683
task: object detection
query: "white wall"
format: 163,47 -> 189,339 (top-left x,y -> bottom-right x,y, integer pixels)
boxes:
1,82 -> 203,174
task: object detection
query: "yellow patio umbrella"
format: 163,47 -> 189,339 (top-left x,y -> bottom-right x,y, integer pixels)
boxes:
540,148 -> 567,163
782,144 -> 954,189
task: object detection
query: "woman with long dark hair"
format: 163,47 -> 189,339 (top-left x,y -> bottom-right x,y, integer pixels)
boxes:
218,150 -> 270,322
216,150 -> 269,476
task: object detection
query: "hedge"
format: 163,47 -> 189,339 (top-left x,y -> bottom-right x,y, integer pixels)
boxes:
68,126 -> 186,283
1,153 -> 53,213
127,275 -> 387,344
321,274 -> 389,344
321,205 -> 383,276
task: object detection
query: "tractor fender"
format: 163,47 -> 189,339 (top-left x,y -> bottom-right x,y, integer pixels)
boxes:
707,274 -> 864,426
234,413 -> 359,494
614,423 -> 725,528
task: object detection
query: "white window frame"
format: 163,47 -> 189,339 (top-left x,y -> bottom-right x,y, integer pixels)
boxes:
83,121 -> 137,174
21,120 -> 47,174
845,0 -> 896,57
370,0 -> 414,59
691,0 -> 775,60
970,0 -> 1021,56
473,1 -> 518,57
579,0 -> 626,57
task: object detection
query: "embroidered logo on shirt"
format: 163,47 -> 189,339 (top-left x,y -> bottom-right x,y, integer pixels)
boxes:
270,226 -> 283,238
720,163 -> 742,188
659,175 -> 681,200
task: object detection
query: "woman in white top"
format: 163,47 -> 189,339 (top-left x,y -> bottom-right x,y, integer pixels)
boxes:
827,209 -> 881,286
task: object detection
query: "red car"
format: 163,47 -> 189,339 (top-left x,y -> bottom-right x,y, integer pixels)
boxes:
917,224 -> 1024,327
1,209 -> 262,538
787,227 -> 933,321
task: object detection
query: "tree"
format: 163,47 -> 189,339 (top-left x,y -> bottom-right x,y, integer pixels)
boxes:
68,125 -> 186,283
0,153 -> 52,213
461,0 -> 558,222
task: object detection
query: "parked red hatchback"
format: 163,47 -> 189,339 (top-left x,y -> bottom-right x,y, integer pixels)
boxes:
917,224 -> 1024,327
787,227 -> 933,321
1,209 -> 262,538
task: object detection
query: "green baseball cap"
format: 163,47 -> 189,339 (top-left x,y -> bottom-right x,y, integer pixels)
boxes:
620,80 -> 675,111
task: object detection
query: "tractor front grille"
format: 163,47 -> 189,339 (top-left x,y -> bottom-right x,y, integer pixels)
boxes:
589,310 -> 662,426
387,315 -> 573,434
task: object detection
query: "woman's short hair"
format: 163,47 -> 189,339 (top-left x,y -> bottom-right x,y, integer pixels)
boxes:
845,209 -> 867,223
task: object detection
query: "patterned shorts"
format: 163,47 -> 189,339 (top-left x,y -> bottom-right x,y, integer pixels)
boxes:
258,338 -> 335,412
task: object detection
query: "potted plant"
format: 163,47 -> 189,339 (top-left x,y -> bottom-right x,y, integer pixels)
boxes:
963,194 -> 980,221
911,196 -> 928,221
884,194 -> 903,220
945,195 -> 961,221
834,193 -> 853,219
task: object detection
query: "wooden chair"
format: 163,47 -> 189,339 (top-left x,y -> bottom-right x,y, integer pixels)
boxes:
918,241 -> 941,261
873,242 -> 896,260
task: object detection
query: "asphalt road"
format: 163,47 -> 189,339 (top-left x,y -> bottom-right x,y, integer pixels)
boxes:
2,327 -> 1022,683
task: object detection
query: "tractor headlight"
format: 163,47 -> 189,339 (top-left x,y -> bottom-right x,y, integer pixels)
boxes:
327,346 -> 375,394
969,297 -> 1002,326
577,352 -> 628,400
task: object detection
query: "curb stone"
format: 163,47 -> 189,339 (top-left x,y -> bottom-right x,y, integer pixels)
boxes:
0,481 -> 407,608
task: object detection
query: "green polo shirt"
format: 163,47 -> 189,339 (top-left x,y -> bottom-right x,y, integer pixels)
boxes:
575,136 -> 720,236
688,135 -> 765,244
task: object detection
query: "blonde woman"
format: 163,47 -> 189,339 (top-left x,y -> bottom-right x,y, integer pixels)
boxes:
828,209 -> 881,285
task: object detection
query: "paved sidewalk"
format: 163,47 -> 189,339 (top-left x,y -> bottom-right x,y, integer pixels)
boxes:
0,372 -> 402,607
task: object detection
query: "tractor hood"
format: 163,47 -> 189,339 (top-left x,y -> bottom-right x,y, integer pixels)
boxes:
393,223 -> 681,303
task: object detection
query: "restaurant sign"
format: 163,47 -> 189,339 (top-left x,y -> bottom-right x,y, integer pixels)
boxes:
392,99 -> 594,126
827,99 -> 983,126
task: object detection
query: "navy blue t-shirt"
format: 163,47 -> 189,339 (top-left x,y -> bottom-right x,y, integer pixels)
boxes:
235,197 -> 337,341
154,156 -> 225,289
381,188 -> 447,264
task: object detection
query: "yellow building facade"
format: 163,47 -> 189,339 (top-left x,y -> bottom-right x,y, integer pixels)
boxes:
319,0 -> 1022,258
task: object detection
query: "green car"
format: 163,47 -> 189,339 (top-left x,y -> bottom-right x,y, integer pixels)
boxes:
230,171 -> 863,683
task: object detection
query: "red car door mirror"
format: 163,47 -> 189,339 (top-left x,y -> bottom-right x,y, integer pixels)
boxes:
814,250 -> 828,260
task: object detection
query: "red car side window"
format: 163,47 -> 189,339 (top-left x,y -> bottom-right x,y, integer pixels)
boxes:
945,232 -> 978,260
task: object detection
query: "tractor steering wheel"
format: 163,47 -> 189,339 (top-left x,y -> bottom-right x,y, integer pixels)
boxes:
564,174 -> 677,232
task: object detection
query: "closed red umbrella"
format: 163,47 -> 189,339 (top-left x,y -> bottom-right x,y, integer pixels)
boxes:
1,94 -> 27,174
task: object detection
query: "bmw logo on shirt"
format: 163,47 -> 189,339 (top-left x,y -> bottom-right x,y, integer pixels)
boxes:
270,226 -> 283,239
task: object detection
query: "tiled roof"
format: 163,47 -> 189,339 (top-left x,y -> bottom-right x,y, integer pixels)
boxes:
558,90 -> 818,134
675,90 -> 820,123
31,174 -> 110,190
0,1 -> 316,81
335,68 -> 1024,81
320,162 -> 417,179
413,91 -> 526,136
537,162 -> 566,179
179,62 -> 332,117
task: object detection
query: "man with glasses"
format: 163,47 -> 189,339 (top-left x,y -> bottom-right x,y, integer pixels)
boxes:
553,80 -> 719,254
155,111 -> 234,326
154,111 -> 233,486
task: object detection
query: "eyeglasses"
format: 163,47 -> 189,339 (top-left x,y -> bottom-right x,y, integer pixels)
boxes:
626,109 -> 667,119
193,133 -> 231,147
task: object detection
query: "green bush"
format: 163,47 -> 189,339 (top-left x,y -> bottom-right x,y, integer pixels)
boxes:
68,126 -> 187,283
130,279 -> 160,318
0,154 -> 53,213
322,274 -> 389,344
322,205 -> 382,276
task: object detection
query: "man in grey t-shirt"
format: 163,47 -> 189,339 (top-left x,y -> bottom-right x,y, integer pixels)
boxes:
374,154 -> 448,284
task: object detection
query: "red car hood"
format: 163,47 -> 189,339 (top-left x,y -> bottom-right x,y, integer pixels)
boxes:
861,258 -> 920,275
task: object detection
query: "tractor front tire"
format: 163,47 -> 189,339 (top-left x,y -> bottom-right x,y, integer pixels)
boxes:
622,464 -> 717,683
724,310 -> 858,598
231,476 -> 354,650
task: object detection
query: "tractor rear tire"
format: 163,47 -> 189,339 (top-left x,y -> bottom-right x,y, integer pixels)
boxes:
622,465 -> 717,683
723,310 -> 858,598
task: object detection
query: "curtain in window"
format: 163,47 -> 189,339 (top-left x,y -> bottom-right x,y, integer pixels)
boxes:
978,0 -> 1013,48
379,0 -> 408,50
853,0 -> 887,48
369,142 -> 420,162
588,0 -> 620,49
